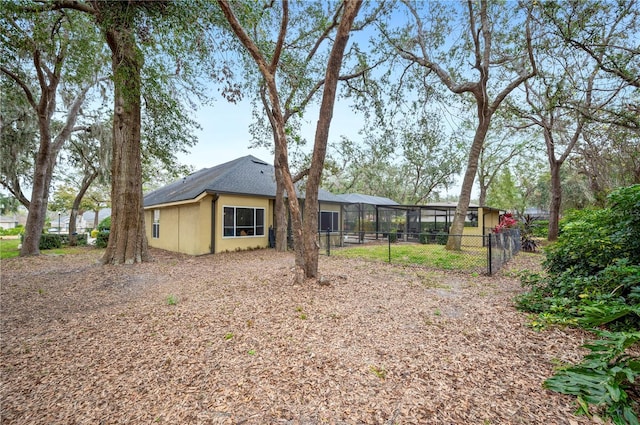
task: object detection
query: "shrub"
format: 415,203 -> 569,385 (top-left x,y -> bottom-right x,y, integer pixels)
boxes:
39,234 -> 62,250
517,185 -> 640,423
96,231 -> 109,248
97,216 -> 111,231
544,331 -> 640,424
0,225 -> 24,236
90,229 -> 99,238
531,220 -> 549,238
388,231 -> 398,243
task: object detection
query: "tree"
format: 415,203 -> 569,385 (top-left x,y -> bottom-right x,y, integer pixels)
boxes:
52,119 -> 111,244
44,0 -> 218,264
386,0 -> 537,250
574,124 -> 640,207
324,108 -> 464,204
475,118 -> 536,207
1,4 -> 108,256
236,1 -> 386,252
0,193 -> 20,216
0,78 -> 37,208
219,0 -> 363,279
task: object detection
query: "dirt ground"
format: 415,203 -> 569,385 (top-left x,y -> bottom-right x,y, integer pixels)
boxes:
1,247 -> 600,424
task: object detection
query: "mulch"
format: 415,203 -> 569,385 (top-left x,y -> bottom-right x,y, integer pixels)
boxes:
1,248 -> 603,424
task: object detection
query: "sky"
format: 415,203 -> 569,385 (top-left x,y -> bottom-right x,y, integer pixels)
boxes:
178,96 -> 367,172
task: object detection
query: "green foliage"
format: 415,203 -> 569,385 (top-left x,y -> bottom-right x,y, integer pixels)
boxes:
97,216 -> 111,231
95,231 -> 109,249
530,220 -> 549,238
388,231 -> 398,243
517,185 -> 640,421
39,234 -> 62,250
544,331 -> 640,424
519,215 -> 539,252
0,225 -> 24,236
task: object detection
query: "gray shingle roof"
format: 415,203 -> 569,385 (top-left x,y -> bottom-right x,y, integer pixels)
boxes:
144,155 -> 345,207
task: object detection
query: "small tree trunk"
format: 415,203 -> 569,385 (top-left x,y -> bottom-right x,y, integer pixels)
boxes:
101,17 -> 149,265
274,158 -> 288,252
20,147 -> 53,256
547,161 -> 562,241
446,116 -> 491,250
68,170 -> 97,246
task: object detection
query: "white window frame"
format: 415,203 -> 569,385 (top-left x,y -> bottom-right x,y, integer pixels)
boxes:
152,209 -> 160,239
222,206 -> 265,238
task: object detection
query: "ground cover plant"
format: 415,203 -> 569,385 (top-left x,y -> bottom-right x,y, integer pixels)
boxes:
333,243 -> 486,271
517,184 -> 640,424
1,246 -> 598,424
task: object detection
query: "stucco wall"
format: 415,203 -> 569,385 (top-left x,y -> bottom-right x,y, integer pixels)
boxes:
461,208 -> 500,236
215,194 -> 272,253
145,197 -> 213,256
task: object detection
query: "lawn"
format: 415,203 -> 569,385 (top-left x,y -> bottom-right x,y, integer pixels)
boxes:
0,238 -> 95,259
333,242 -> 487,271
0,238 -> 20,259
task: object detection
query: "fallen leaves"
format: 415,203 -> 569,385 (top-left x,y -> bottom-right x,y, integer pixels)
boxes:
1,248 -> 595,424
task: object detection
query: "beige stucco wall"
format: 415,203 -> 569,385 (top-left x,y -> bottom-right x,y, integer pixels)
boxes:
214,194 -> 273,253
145,197 -> 213,255
146,193 -> 344,255
461,208 -> 500,236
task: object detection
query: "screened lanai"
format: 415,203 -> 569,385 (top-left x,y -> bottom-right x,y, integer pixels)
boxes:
335,196 -> 503,243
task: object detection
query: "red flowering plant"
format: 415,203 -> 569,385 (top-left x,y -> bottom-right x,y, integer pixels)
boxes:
493,212 -> 518,233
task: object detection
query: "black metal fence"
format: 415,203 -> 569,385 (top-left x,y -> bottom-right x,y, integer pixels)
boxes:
318,228 -> 521,275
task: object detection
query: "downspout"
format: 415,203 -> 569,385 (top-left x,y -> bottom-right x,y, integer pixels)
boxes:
211,194 -> 219,254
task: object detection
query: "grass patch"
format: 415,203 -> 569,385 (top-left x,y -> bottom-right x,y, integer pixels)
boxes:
334,243 -> 486,271
0,239 -> 100,259
0,238 -> 20,259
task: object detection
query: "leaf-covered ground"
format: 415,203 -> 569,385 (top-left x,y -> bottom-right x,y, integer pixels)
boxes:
1,248 -> 599,424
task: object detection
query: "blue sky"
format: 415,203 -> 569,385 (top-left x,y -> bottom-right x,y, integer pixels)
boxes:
178,95 -> 366,172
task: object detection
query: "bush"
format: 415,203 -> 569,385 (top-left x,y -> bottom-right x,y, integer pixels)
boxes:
0,225 -> 24,236
388,231 -> 398,243
531,220 -> 549,238
516,185 -> 640,423
96,231 -> 109,248
90,229 -> 99,238
97,216 -> 111,231
39,233 -> 62,250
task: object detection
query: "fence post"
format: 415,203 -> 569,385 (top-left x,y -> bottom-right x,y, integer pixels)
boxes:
326,229 -> 330,256
388,232 -> 391,263
487,233 -> 492,275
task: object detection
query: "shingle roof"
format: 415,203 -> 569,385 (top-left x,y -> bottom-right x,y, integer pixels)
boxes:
335,193 -> 398,205
143,155 -> 345,207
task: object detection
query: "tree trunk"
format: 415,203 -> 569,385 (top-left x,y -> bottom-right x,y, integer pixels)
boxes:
446,116 -> 491,250
20,137 -> 54,256
274,169 -> 288,252
101,14 -> 149,265
68,170 -> 98,246
478,183 -> 488,207
301,0 -> 362,278
547,160 -> 562,241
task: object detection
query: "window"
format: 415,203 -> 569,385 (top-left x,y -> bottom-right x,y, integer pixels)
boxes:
223,206 -> 265,237
152,209 -> 160,238
319,211 -> 339,232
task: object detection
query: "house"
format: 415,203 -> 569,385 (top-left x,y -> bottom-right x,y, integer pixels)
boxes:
143,156 -> 346,255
